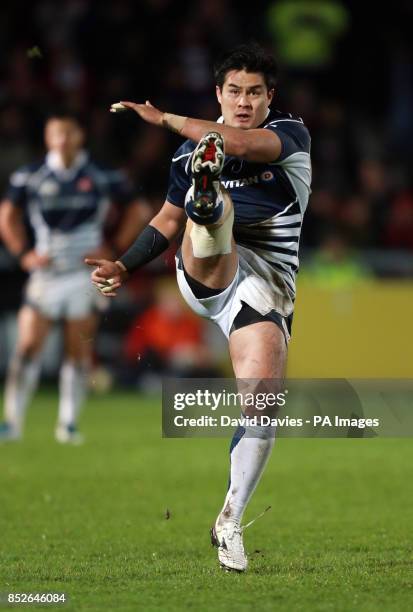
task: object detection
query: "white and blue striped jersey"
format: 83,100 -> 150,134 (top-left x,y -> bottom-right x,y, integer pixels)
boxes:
167,110 -> 311,300
6,151 -> 132,274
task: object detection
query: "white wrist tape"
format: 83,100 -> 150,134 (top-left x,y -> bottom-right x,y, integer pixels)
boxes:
162,113 -> 187,134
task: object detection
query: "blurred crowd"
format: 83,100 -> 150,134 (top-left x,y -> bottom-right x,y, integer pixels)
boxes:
0,0 -> 412,381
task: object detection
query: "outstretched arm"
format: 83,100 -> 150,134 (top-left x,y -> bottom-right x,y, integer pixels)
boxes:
118,101 -> 282,164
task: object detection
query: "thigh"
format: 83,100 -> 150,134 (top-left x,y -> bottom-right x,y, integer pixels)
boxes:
63,315 -> 97,362
229,320 -> 287,379
16,305 -> 52,357
175,252 -> 241,337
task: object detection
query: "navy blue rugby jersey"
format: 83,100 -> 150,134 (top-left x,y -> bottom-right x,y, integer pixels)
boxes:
6,151 -> 132,273
166,110 -> 311,298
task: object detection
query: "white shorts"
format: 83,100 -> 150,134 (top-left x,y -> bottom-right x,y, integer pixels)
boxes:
175,245 -> 294,340
24,269 -> 106,320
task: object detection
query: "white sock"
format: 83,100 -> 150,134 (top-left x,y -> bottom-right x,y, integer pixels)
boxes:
58,361 -> 88,427
187,187 -> 234,258
4,355 -> 42,434
219,423 -> 275,525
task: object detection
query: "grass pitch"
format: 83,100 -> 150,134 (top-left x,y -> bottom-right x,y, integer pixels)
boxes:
0,388 -> 412,611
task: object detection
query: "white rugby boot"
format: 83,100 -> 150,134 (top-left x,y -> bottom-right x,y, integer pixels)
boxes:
210,516 -> 248,572
55,423 -> 84,445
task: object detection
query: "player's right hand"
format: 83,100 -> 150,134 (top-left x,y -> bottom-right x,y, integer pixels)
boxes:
20,250 -> 50,271
84,258 -> 127,297
118,100 -> 163,127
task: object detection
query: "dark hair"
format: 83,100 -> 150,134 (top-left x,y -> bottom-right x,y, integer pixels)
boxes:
214,43 -> 278,91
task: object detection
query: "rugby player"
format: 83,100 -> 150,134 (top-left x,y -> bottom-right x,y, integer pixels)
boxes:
87,44 -> 311,571
0,114 -> 148,444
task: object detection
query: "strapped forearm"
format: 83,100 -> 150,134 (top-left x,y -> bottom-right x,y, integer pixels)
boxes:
162,113 -> 188,135
117,224 -> 169,274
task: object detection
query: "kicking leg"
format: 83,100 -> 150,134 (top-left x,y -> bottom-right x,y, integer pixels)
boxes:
56,315 -> 96,444
182,132 -> 238,290
1,306 -> 50,439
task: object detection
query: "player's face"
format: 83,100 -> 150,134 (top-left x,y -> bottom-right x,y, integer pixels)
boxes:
45,119 -> 84,157
216,70 -> 274,129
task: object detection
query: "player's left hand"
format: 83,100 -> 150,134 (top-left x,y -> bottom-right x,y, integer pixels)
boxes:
84,258 -> 127,297
119,100 -> 163,126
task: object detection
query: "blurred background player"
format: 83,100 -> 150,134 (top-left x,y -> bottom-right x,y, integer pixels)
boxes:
0,113 -> 149,443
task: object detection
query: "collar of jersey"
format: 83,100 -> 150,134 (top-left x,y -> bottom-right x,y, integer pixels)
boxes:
46,150 -> 88,181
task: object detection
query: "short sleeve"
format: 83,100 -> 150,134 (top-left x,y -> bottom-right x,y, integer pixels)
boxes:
265,120 -> 311,161
166,150 -> 192,208
5,167 -> 31,208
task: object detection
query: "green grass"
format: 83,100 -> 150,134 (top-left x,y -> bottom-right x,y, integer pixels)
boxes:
0,389 -> 412,611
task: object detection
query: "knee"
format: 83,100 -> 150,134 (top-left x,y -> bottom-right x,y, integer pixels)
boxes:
231,344 -> 275,375
16,344 -> 42,361
7,351 -> 41,382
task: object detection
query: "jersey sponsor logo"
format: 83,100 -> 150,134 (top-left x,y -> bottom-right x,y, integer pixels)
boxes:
39,194 -> 98,211
221,172 -> 275,189
39,180 -> 60,196
221,175 -> 260,189
77,177 -> 93,192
